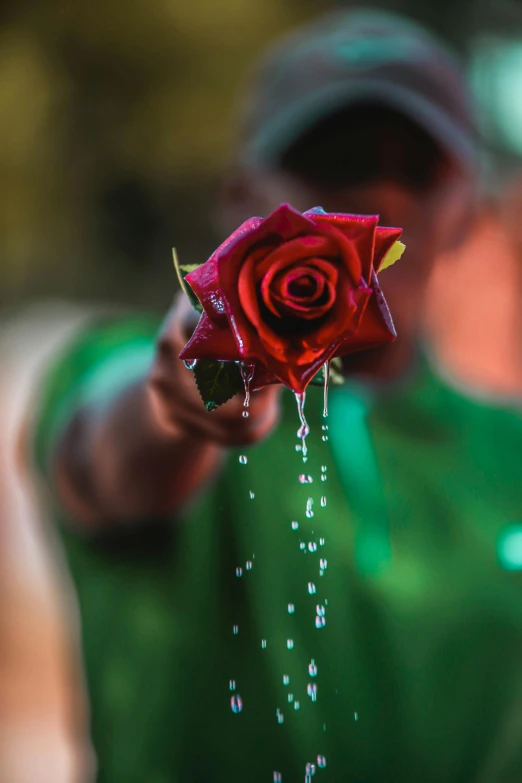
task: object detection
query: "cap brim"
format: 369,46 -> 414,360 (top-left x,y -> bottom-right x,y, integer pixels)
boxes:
243,79 -> 478,172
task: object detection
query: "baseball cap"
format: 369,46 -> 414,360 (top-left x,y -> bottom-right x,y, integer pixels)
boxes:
235,9 -> 479,171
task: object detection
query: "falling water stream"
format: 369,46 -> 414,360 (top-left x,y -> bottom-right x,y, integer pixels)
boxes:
240,362 -> 256,419
228,361 -> 333,781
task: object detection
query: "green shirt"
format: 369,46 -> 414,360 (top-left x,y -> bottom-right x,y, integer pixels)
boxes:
34,317 -> 522,783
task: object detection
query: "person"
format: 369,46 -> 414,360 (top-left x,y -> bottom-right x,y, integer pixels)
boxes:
427,171 -> 522,397
30,9 -> 522,783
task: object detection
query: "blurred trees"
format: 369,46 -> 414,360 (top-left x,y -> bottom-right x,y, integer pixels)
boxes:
0,0 -> 323,308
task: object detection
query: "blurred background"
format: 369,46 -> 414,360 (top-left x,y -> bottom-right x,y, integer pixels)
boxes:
1,0 -> 522,311
3,1 -> 522,781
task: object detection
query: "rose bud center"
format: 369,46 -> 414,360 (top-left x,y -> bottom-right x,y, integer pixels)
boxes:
285,272 -> 323,301
262,259 -> 338,322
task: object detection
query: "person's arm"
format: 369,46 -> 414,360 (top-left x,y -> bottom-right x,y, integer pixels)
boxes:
46,297 -> 281,530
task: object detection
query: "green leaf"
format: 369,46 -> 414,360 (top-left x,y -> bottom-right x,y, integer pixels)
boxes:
378,240 -> 406,272
192,359 -> 244,412
179,263 -> 201,276
172,249 -> 203,312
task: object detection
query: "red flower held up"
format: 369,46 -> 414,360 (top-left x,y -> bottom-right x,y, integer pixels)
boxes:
180,204 -> 403,394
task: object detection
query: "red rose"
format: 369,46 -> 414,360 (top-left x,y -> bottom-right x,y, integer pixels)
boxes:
180,204 -> 402,394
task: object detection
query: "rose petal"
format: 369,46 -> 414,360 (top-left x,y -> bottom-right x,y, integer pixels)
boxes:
374,227 -> 403,273
308,211 -> 379,281
251,364 -> 280,391
282,269 -> 326,300
255,202 -> 318,241
186,215 -> 264,321
254,234 -> 339,282
308,276 -> 372,346
334,271 -> 396,356
222,218 -> 362,362
260,256 -> 339,314
268,269 -> 336,320
237,238 -> 277,320
256,276 -> 361,373
258,349 -> 336,394
179,312 -> 241,361
253,244 -> 361,363
268,265 -> 325,306
217,205 -> 319,357
279,268 -> 326,305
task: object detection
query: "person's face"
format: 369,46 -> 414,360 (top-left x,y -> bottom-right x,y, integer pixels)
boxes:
219,161 -> 474,339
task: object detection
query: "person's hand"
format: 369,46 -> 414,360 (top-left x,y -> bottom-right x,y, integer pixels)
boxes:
148,293 -> 282,447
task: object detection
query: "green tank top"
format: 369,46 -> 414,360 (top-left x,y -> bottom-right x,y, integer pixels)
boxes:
34,317 -> 522,783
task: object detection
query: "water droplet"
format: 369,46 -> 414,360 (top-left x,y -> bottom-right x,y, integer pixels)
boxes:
354,711 -> 359,721
288,693 -> 294,703
287,639 -> 294,650
306,498 -> 314,518
233,624 -> 239,635
322,424 -> 329,432
276,708 -> 284,724
307,683 -> 318,702
236,567 -> 243,577
294,700 -> 300,711
323,723 -> 327,732
261,639 -> 267,649
321,465 -> 327,472
323,360 -> 330,418
295,392 -> 310,460
183,359 -> 198,370
242,410 -> 249,418
319,558 -> 328,570
320,496 -> 327,508
300,542 -> 306,551
249,491 -> 255,500
239,454 -> 248,465
306,762 -> 316,776
231,694 -> 243,713
324,599 -> 328,605
308,660 -> 318,677
291,520 -> 299,531
321,435 -> 329,442
319,538 -> 325,546
317,756 -> 327,769
246,560 -> 253,570
283,674 -> 290,686
316,604 -> 325,617
299,474 -> 313,484
308,582 -> 316,595
273,773 -> 282,783
229,679 -> 236,691
295,444 -> 302,452
288,603 -> 295,614
315,615 -> 326,629
308,541 -> 317,552
321,474 -> 327,482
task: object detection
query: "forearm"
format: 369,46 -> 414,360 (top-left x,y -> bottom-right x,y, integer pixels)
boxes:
48,296 -> 281,528
54,379 -> 222,528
